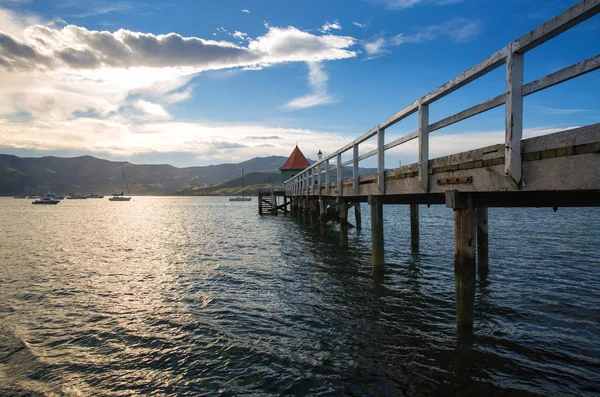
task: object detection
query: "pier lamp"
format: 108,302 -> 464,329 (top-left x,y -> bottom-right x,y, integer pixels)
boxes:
317,149 -> 322,160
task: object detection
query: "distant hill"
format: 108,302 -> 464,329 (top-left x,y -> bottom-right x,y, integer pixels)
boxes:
173,172 -> 280,196
0,154 -> 377,196
0,154 -> 288,196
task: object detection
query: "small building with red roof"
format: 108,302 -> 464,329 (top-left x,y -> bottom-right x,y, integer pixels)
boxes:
280,145 -> 310,183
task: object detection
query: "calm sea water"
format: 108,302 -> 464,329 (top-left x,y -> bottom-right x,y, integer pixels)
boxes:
0,196 -> 599,396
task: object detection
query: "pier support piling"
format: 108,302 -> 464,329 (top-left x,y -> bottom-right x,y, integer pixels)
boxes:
339,199 -> 348,248
303,197 -> 310,224
354,203 -> 362,230
454,195 -> 477,331
410,203 -> 419,250
477,207 -> 489,275
369,195 -> 384,269
310,198 -> 318,227
319,198 -> 327,235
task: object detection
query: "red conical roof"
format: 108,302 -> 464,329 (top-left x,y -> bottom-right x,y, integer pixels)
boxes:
280,145 -> 310,170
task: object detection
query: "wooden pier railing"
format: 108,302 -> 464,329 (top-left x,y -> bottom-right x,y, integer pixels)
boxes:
278,0 -> 600,331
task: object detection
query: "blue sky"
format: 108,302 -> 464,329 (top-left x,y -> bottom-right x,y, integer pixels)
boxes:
0,0 -> 598,167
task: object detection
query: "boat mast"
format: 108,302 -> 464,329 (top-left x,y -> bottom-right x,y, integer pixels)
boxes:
241,168 -> 244,198
123,165 -> 131,195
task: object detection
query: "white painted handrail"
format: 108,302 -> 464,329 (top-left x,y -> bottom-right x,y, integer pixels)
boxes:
284,0 -> 600,194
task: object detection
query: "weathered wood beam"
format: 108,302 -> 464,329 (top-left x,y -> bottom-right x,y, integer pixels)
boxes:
429,94 -> 505,133
339,199 -> 348,248
384,130 -> 419,151
514,0 -> 600,53
418,103 -> 429,192
353,144 -> 359,195
319,198 -> 327,235
325,159 -> 330,195
454,195 -> 477,331
377,128 -> 385,194
505,47 -> 524,185
523,53 -> 600,96
336,153 -> 343,197
369,195 -> 384,268
477,207 -> 489,275
354,202 -> 362,230
410,203 -> 419,250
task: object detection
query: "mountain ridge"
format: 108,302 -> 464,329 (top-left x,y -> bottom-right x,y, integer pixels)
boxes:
0,154 -> 377,196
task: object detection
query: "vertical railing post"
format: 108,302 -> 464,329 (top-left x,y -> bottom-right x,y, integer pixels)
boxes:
418,103 -> 429,192
336,153 -> 342,197
353,144 -> 359,195
304,172 -> 308,195
377,128 -> 385,195
317,162 -> 322,194
325,159 -> 330,195
505,44 -> 524,185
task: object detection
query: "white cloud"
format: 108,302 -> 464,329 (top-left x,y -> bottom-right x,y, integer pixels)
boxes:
363,37 -> 386,56
241,9 -> 250,13
283,62 -> 336,110
378,0 -> 464,9
133,100 -> 171,120
164,85 -> 195,104
392,19 -> 482,45
535,106 -> 589,115
0,116 -> 354,165
232,30 -> 248,40
352,21 -> 366,28
0,23 -> 356,71
320,20 -> 342,33
0,6 -> 358,162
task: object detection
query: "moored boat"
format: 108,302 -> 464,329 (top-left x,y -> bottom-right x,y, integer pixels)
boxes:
67,193 -> 88,199
109,165 -> 132,201
43,191 -> 64,200
32,197 -> 59,205
88,193 -> 104,198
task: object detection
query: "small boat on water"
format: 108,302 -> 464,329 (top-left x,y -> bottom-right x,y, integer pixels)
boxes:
13,195 -> 26,199
229,169 -> 252,202
43,191 -> 64,200
88,193 -> 104,199
109,165 -> 132,201
32,197 -> 59,205
27,195 -> 39,199
67,193 -> 88,199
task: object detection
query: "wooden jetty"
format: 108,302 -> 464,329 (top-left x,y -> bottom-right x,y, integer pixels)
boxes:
265,1 -> 600,331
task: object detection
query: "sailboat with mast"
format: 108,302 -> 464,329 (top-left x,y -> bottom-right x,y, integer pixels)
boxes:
109,165 -> 132,201
229,169 -> 252,202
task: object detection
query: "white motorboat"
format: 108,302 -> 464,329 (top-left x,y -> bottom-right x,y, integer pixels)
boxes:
43,191 -> 64,200
32,197 -> 59,205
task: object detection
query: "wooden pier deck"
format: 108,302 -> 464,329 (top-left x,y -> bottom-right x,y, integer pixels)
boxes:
276,1 -> 600,331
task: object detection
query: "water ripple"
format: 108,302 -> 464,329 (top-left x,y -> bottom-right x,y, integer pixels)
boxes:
0,198 -> 599,395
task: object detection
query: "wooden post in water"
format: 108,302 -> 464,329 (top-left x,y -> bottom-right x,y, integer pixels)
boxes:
339,199 -> 348,248
369,195 -> 384,269
410,203 -> 419,250
291,197 -> 297,217
319,198 -> 327,235
310,198 -> 318,227
477,207 -> 489,275
354,203 -> 362,230
454,195 -> 477,331
303,197 -> 310,224
258,191 -> 263,215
